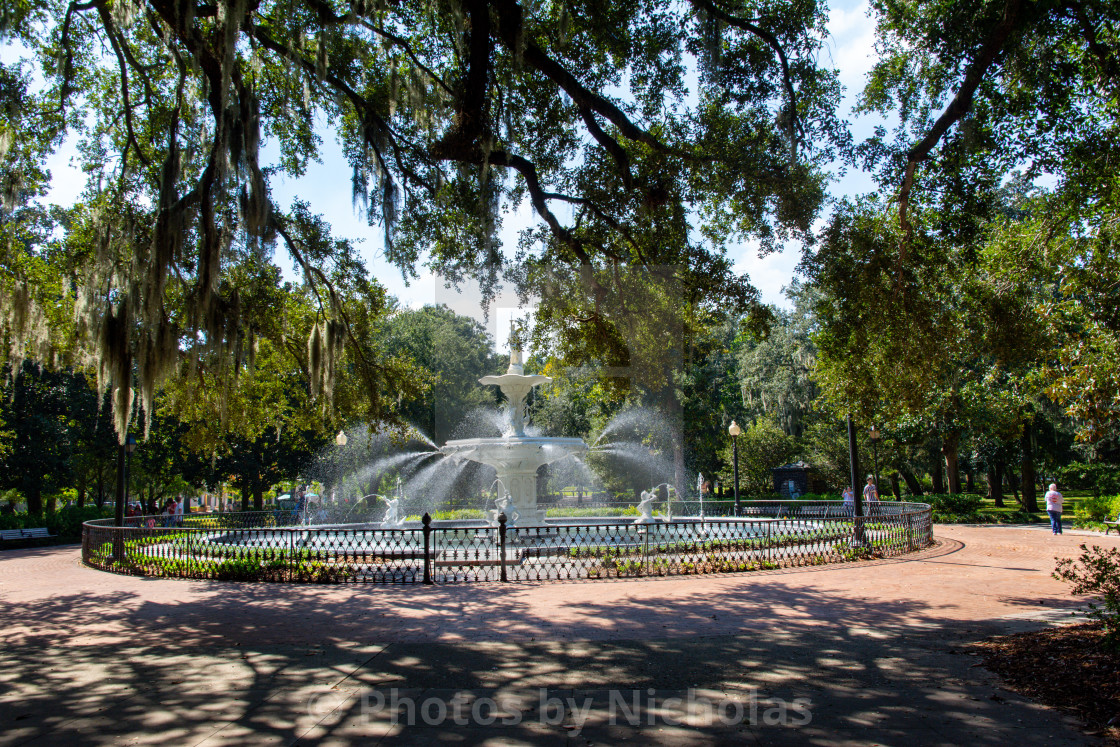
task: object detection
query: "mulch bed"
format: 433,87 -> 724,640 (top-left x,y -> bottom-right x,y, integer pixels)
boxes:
975,621 -> 1120,743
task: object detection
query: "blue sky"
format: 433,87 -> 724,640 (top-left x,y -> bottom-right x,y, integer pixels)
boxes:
26,0 -> 884,342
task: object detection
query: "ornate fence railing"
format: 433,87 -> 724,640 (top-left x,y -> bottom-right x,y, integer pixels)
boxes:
82,501 -> 933,584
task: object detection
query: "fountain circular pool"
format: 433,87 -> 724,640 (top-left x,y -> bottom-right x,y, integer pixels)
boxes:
82,501 -> 933,584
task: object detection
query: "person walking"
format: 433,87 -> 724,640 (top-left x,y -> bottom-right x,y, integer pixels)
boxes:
294,485 -> 308,524
842,486 -> 855,515
1045,483 -> 1063,535
864,476 -> 880,516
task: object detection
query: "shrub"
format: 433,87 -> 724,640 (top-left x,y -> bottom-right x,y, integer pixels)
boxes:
0,505 -> 113,537
931,509 -> 1037,525
1075,494 -> 1120,522
926,494 -> 983,514
1054,544 -> 1120,650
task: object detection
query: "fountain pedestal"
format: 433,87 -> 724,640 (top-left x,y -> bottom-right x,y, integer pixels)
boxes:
441,347 -> 587,525
441,436 -> 587,525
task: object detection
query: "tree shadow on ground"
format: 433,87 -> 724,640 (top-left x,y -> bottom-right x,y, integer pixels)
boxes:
0,563 -> 1103,746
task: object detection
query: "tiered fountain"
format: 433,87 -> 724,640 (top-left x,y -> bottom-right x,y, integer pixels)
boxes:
440,346 -> 586,525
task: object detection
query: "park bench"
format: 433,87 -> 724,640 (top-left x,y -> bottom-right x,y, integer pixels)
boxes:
1105,518 -> 1119,535
0,527 -> 56,542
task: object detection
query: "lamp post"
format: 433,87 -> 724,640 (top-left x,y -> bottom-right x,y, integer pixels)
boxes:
869,425 -> 882,498
729,420 -> 741,516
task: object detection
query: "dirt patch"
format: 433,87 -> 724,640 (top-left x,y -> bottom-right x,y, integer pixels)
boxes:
976,621 -> 1120,743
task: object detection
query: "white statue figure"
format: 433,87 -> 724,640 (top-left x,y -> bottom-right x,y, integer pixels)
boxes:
633,490 -> 658,524
491,494 -> 520,526
382,496 -> 405,528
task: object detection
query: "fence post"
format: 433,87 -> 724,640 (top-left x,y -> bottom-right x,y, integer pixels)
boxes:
422,513 -> 433,585
766,521 -> 772,566
498,512 -> 508,582
289,528 -> 295,582
112,526 -> 124,569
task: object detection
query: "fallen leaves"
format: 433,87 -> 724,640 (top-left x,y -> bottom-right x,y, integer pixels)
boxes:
976,622 -> 1120,743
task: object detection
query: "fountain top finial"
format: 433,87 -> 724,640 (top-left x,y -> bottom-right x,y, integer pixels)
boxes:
507,346 -> 524,375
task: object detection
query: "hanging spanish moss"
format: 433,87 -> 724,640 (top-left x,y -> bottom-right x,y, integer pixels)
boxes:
308,318 -> 346,407
3,0 -> 834,447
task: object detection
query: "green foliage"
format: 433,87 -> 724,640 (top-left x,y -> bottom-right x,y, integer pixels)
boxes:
0,505 -> 112,537
1054,545 -> 1120,650
927,494 -> 983,515
385,305 -> 502,440
1073,495 -> 1120,523
737,286 -> 819,438
716,415 -> 797,496
1056,463 -> 1120,497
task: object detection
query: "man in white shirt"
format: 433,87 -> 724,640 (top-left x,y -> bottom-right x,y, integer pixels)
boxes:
1044,483 -> 1063,535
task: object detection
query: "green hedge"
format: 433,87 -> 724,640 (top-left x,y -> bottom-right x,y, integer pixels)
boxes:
0,505 -> 114,539
1074,494 -> 1120,522
932,510 -> 1037,524
926,494 -> 983,514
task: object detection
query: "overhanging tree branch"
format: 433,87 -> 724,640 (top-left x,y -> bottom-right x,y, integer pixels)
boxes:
896,0 -> 1025,258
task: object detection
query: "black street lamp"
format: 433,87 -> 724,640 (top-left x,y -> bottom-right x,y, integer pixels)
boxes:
846,414 -> 866,545
869,425 -> 882,498
729,420 -> 741,516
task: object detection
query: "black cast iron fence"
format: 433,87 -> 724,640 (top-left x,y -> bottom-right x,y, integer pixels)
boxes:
82,501 -> 933,584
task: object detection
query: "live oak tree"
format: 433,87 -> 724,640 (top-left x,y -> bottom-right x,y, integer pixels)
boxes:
801,197 -> 1054,505
0,0 -> 844,440
859,0 -> 1120,252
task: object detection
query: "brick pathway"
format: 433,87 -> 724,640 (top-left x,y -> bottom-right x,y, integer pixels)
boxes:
1,525 -> 1116,745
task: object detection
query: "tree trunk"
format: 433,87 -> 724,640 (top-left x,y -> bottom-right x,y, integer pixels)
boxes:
1007,469 -> 1020,503
1020,420 -> 1039,512
253,484 -> 264,511
46,493 -> 57,513
76,472 -> 87,508
964,469 -> 975,494
890,473 -> 902,500
942,433 -> 961,494
241,484 -> 250,511
26,484 -> 43,515
898,466 -> 923,497
987,463 -> 1005,508
931,454 -> 945,494
95,468 -> 105,509
673,439 -> 686,503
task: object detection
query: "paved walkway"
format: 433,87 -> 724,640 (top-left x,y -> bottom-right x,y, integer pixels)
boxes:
1,525 -> 1117,745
